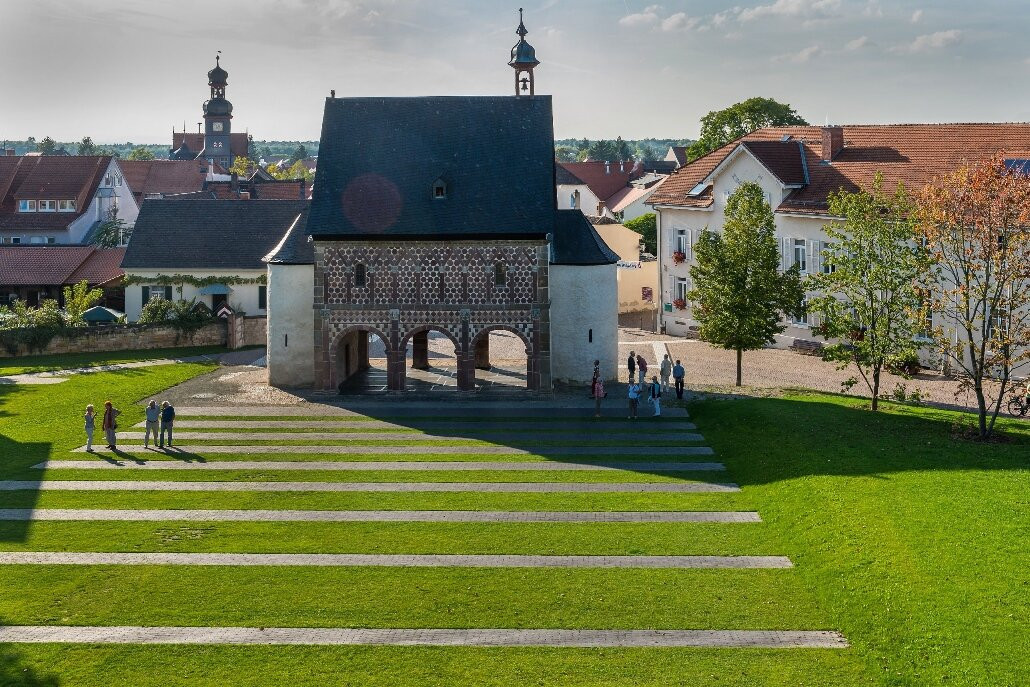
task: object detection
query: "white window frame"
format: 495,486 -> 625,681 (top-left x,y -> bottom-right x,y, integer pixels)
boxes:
675,229 -> 687,256
58,199 -> 77,212
10,237 -> 21,244
675,277 -> 689,302
18,199 -> 36,212
29,236 -> 45,244
821,241 -> 836,274
794,239 -> 807,273
792,299 -> 810,327
38,200 -> 57,212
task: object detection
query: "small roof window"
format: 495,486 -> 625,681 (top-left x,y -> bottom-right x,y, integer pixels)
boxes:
687,182 -> 710,197
432,178 -> 447,199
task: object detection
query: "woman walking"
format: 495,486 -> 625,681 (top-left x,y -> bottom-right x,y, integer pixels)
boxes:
102,400 -> 120,450
83,404 -> 96,452
592,362 -> 605,418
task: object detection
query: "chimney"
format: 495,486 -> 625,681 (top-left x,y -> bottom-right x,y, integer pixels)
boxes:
5,149 -> 14,156
239,191 -> 251,200
197,122 -> 203,134
820,126 -> 844,163
230,172 -> 239,196
604,161 -> 610,174
619,160 -> 624,173
597,200 -> 606,216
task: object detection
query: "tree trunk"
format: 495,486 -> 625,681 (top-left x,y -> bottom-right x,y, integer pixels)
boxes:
871,366 -> 880,411
735,348 -> 742,387
974,383 -> 988,439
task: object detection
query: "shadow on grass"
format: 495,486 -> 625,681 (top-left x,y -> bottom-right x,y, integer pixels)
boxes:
0,385 -> 51,543
0,640 -> 59,687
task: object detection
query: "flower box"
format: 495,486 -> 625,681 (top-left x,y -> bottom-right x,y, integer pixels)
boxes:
672,298 -> 687,311
672,251 -> 687,265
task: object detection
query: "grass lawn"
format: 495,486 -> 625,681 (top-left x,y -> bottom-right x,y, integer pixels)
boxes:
0,366 -> 1027,685
0,345 -> 239,375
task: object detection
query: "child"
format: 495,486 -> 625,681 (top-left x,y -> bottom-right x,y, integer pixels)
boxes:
84,404 -> 95,452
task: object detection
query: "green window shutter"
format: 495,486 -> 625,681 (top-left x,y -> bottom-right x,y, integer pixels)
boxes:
163,286 -> 173,300
258,285 -> 267,310
142,286 -> 150,302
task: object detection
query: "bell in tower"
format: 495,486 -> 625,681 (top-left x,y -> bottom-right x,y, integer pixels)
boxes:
203,52 -> 234,168
508,8 -> 540,97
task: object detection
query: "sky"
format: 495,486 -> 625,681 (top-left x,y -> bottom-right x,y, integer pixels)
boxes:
1,0 -> 1029,144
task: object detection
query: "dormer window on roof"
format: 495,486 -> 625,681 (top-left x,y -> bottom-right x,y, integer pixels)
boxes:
432,178 -> 447,199
687,182 -> 710,197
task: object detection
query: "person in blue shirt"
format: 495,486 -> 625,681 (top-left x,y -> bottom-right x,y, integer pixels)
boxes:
672,359 -> 686,400
159,401 -> 175,448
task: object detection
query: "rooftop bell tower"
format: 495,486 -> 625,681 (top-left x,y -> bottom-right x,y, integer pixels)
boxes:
202,52 -> 234,168
509,8 -> 540,97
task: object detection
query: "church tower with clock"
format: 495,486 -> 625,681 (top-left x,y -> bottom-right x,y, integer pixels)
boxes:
202,54 -> 233,168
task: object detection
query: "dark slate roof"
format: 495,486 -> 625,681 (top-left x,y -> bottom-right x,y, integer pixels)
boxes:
555,163 -> 584,185
264,211 -> 314,265
122,199 -> 309,270
308,96 -> 556,239
551,210 -> 618,266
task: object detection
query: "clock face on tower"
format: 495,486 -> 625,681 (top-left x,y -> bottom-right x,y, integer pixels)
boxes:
212,122 -> 224,132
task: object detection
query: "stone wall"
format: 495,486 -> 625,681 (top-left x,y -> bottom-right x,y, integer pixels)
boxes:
242,316 -> 266,348
0,321 -> 226,358
312,240 -> 550,391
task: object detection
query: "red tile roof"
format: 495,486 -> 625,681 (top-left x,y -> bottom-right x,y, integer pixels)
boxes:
0,156 -> 111,230
172,132 -> 250,160
119,160 -> 211,203
648,123 -> 1030,215
556,161 -> 645,203
0,245 -> 124,286
666,146 -> 688,166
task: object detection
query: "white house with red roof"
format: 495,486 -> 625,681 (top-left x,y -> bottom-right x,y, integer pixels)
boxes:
648,123 -> 1030,346
0,155 -> 138,246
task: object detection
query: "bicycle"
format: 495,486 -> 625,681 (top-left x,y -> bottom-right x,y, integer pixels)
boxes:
1007,388 -> 1030,418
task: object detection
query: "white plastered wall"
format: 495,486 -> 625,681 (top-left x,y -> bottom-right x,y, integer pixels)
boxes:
123,268 -> 266,322
549,263 -> 618,383
266,262 -> 315,387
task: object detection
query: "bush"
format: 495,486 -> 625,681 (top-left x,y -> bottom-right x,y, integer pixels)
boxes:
886,352 -> 921,377
139,297 -> 174,325
623,213 -> 657,255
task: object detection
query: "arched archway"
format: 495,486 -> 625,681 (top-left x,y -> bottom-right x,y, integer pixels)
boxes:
330,325 -> 396,392
469,325 -> 536,390
399,326 -> 463,391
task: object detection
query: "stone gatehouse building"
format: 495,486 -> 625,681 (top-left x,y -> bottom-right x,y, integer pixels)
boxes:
264,16 -> 619,391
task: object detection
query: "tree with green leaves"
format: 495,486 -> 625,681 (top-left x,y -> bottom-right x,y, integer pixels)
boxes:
90,215 -> 129,248
624,213 -> 656,255
229,156 -> 258,177
687,97 -> 808,161
77,137 -> 97,156
36,136 -> 58,155
688,182 -> 805,385
127,146 -> 155,161
808,174 -> 928,410
62,280 -> 104,326
554,146 -> 577,163
289,144 -> 308,164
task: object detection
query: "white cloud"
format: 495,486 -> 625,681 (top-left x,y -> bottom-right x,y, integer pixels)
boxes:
618,4 -> 661,27
845,35 -> 869,50
901,29 -> 962,53
777,44 -> 821,62
911,9 -> 923,22
862,0 -> 883,18
711,9 -> 734,26
738,0 -> 840,22
661,12 -> 698,31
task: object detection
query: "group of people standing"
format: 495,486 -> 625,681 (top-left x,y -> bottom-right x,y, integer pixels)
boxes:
589,352 -> 687,419
83,399 -> 175,451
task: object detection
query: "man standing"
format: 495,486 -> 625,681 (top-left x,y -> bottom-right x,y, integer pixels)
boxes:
660,354 -> 672,393
627,380 -> 640,419
159,401 -> 175,448
673,359 -> 686,400
144,400 -> 160,449
636,354 -> 648,384
627,351 -> 636,384
101,401 -> 120,450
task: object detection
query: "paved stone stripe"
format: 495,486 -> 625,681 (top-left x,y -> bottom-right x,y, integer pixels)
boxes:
71,445 -> 716,456
40,460 -> 726,472
173,406 -> 690,419
0,626 -> 848,648
0,552 -> 792,568
118,431 -> 707,442
139,420 -> 699,431
0,480 -> 740,493
0,509 -> 760,523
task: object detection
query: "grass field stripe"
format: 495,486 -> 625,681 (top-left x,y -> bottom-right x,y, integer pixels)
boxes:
136,420 -> 699,430
0,552 -> 792,568
116,431 -> 707,442
70,445 -> 716,456
0,480 -> 740,493
0,509 -> 761,523
39,460 -> 725,472
0,626 -> 847,648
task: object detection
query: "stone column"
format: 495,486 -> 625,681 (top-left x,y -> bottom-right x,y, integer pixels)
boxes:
456,352 -> 476,391
411,331 -> 430,370
357,332 -> 369,372
474,335 -> 491,370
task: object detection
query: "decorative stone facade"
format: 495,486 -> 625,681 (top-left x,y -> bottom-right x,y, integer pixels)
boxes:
313,240 -> 551,391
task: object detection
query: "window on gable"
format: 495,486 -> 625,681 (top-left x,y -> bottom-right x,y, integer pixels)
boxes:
494,262 -> 507,286
58,200 -> 76,212
354,263 -> 367,288
433,179 -> 447,199
38,200 -> 57,213
104,173 -> 112,186
18,200 -> 36,212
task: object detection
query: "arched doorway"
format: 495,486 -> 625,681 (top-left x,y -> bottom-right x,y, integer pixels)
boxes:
470,326 -> 534,390
333,326 -> 393,393
401,326 -> 461,391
